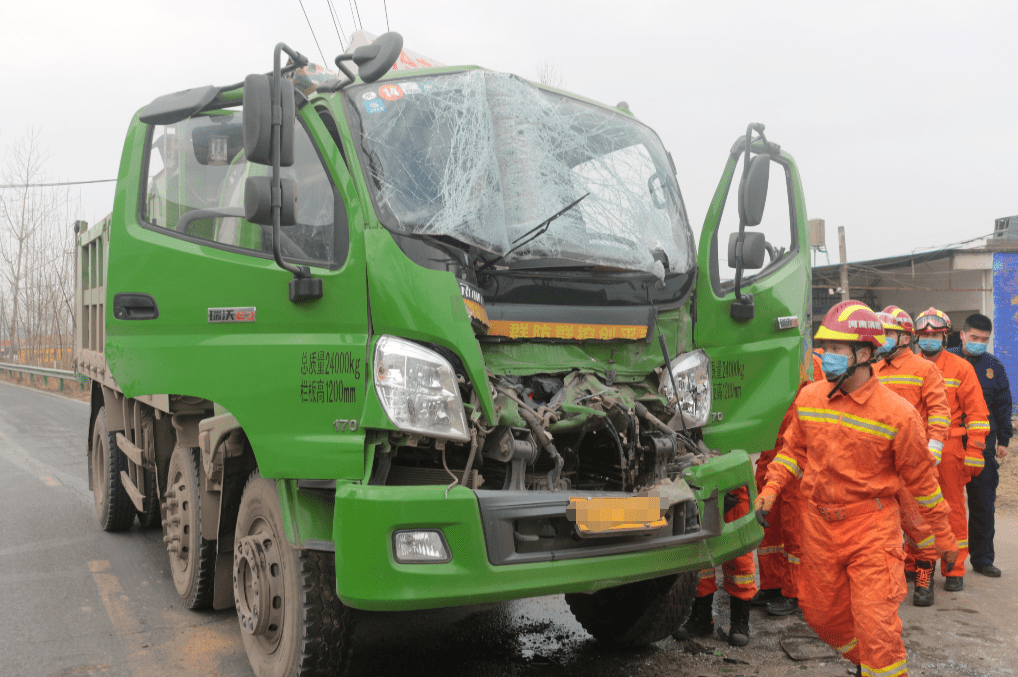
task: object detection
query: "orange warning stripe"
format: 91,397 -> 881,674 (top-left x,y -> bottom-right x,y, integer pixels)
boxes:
463,298 -> 490,327
487,320 -> 648,341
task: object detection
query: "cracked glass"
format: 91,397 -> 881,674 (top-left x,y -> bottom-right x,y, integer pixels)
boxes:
346,70 -> 695,278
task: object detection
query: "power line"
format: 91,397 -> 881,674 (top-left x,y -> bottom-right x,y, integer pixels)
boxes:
383,0 -> 390,31
347,0 -> 360,30
325,0 -> 347,50
297,0 -> 328,66
0,179 -> 117,189
352,0 -> 363,30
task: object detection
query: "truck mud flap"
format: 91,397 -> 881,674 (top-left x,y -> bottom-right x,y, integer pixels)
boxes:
477,488 -> 720,566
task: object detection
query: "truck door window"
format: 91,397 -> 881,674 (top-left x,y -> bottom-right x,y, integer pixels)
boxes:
712,154 -> 796,293
141,110 -> 345,269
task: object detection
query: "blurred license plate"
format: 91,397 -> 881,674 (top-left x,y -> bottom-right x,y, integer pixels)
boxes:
566,496 -> 669,537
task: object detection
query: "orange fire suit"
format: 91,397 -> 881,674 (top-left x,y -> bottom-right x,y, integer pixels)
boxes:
761,373 -> 956,676
695,486 -> 757,601
755,410 -> 802,598
905,350 -> 989,579
754,355 -> 822,597
874,349 -> 951,572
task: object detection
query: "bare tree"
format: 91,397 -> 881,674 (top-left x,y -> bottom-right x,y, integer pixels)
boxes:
0,129 -> 76,366
536,60 -> 567,89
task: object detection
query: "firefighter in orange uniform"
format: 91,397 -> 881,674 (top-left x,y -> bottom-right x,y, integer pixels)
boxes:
751,349 -> 825,615
913,307 -> 989,591
755,301 -> 957,677
873,306 -> 951,606
674,484 -> 757,646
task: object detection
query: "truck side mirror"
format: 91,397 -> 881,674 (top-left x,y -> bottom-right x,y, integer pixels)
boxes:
243,74 -> 295,167
245,177 -> 298,226
728,232 -> 767,270
738,154 -> 769,227
351,32 -> 404,83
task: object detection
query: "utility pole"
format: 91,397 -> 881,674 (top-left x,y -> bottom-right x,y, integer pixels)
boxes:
838,226 -> 849,301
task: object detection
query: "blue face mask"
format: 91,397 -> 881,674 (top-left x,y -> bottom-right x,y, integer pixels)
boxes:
918,337 -> 943,353
965,341 -> 988,356
821,351 -> 851,377
877,337 -> 897,355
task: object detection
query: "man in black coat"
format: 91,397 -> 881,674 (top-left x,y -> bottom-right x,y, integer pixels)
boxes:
950,313 -> 1013,577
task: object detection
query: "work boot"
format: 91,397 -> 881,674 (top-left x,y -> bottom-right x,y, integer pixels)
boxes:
904,569 -> 916,583
944,576 -> 964,592
673,593 -> 714,640
726,597 -> 751,647
766,596 -> 799,616
913,560 -> 935,607
750,588 -> 783,606
855,664 -> 862,677
973,563 -> 1001,577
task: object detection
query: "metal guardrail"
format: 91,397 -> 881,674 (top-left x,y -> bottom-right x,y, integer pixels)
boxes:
0,362 -> 79,391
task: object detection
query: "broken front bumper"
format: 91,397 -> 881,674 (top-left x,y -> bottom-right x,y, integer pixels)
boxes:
331,450 -> 761,611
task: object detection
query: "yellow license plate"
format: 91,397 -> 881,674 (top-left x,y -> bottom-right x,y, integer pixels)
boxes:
566,496 -> 670,536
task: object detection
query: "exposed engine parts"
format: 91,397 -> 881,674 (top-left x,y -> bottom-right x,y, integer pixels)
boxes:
375,368 -> 707,496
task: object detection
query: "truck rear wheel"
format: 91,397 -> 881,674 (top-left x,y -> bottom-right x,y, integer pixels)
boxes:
234,472 -> 354,677
90,406 -> 135,532
137,468 -> 161,529
564,572 -> 697,647
164,446 -> 216,609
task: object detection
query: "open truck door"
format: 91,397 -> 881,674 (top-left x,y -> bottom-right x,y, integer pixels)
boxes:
694,125 -> 813,455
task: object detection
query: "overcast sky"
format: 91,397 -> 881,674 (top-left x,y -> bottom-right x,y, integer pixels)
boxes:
3,0 -> 1016,264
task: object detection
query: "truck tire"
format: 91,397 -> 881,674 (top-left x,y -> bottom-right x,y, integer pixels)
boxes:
234,471 -> 354,677
91,406 -> 136,532
564,571 -> 697,647
164,446 -> 216,609
137,468 -> 161,529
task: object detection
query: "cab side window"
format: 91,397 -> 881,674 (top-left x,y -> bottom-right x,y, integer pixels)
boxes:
142,109 -> 344,268
713,155 -> 795,289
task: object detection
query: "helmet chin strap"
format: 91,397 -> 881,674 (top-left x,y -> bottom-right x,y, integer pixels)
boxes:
826,347 -> 878,398
883,341 -> 908,364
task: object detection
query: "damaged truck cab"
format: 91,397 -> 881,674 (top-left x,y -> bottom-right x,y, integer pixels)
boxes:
76,33 -> 813,676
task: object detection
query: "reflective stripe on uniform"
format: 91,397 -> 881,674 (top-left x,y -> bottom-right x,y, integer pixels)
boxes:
914,487 -> 944,508
957,539 -> 968,549
878,375 -> 923,386
798,407 -> 899,440
965,456 -> 986,468
758,544 -> 785,556
944,378 -> 961,388
928,439 -> 944,452
967,420 -> 990,431
861,659 -> 907,677
726,573 -> 756,586
915,534 -> 935,549
786,553 -> 801,564
835,637 -> 858,654
698,568 -> 715,580
930,447 -> 943,462
773,453 -> 804,479
929,416 -> 950,426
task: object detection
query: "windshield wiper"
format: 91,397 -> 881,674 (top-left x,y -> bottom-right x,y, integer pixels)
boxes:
477,193 -> 589,273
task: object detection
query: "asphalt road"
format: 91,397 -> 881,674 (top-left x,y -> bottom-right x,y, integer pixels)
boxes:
2,379 -> 1017,677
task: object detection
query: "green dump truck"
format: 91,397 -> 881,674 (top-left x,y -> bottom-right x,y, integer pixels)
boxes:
75,33 -> 813,677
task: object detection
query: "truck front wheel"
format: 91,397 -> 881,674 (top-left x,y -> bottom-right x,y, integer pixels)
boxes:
90,406 -> 135,532
234,472 -> 354,677
564,572 -> 697,647
164,446 -> 216,609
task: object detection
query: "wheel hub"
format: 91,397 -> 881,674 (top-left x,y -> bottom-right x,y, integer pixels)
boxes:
161,485 -> 186,560
234,534 -> 284,642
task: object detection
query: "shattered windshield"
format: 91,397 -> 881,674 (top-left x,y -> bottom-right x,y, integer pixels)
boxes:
346,70 -> 695,278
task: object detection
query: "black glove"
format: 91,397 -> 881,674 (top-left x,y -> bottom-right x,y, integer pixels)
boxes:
755,508 -> 770,528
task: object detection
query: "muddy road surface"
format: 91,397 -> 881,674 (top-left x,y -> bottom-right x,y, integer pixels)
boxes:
1,380 -> 1016,677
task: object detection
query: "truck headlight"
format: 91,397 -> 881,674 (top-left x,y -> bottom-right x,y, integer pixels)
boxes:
660,349 -> 712,428
374,336 -> 470,442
